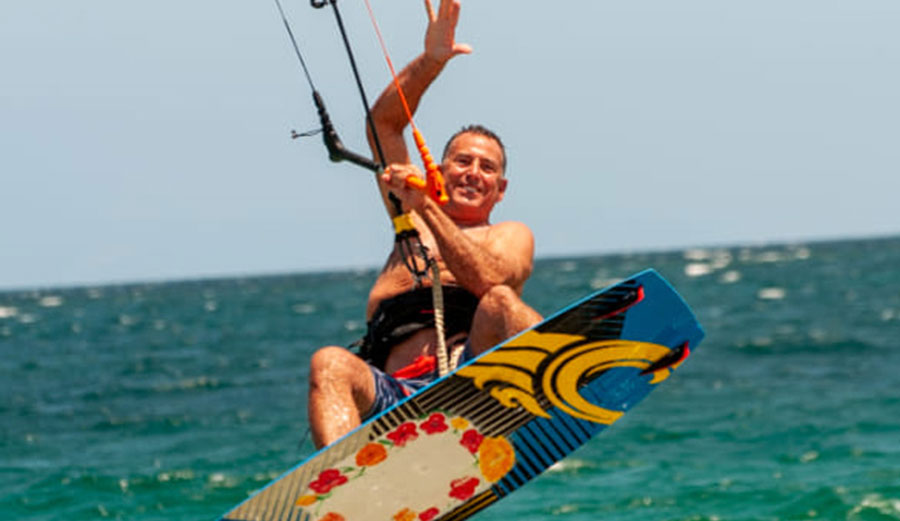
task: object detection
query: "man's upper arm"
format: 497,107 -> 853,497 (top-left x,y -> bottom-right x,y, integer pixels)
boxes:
486,221 -> 535,291
366,119 -> 411,218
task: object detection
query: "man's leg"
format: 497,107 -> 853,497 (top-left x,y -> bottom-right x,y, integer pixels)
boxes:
467,285 -> 543,357
307,346 -> 376,449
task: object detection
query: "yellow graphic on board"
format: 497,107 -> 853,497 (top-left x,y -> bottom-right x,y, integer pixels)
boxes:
455,330 -> 678,424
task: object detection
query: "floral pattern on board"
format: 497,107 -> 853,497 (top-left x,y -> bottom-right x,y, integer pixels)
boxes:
449,477 -> 480,501
459,429 -> 484,454
478,436 -> 516,483
386,422 -> 419,447
309,469 -> 348,494
419,413 -> 449,434
393,508 -> 416,521
294,412 -> 516,521
355,443 -> 388,467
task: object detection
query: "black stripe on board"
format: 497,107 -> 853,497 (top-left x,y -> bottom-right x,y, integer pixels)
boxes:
549,409 -> 589,448
396,399 -> 423,422
510,431 -> 553,474
532,417 -> 576,456
480,407 -> 533,438
453,392 -> 500,423
439,490 -> 498,521
521,422 -> 564,463
414,378 -> 473,415
497,466 -> 523,493
517,425 -> 559,470
554,407 -> 593,443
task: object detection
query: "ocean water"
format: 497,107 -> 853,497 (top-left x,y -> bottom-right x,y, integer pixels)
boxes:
2,236 -> 899,521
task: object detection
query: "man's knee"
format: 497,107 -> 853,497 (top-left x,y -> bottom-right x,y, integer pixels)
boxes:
469,285 -> 542,354
309,346 -> 362,387
476,285 -> 521,316
307,346 -> 376,447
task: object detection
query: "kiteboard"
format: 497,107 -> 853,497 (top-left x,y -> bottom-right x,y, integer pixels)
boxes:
219,269 -> 704,521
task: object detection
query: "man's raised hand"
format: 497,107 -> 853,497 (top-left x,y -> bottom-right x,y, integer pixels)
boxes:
424,0 -> 472,64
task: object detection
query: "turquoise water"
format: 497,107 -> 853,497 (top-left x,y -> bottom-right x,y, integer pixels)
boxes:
2,236 -> 899,521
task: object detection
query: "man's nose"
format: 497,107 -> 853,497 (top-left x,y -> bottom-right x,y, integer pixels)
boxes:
465,160 -> 482,176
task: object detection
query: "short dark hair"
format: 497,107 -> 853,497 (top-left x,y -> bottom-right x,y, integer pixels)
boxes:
441,124 -> 507,173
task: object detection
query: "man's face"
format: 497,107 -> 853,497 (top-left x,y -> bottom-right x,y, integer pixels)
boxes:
441,132 -> 507,225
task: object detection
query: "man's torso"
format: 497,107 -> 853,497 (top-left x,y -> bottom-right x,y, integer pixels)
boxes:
365,220 -> 494,374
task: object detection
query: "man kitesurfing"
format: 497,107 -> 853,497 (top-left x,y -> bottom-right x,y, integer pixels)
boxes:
307,0 -> 542,449
216,3 -> 704,520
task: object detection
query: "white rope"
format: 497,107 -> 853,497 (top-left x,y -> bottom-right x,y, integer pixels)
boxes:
429,261 -> 451,377
449,341 -> 466,371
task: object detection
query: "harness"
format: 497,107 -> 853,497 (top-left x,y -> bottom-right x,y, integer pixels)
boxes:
358,286 -> 479,372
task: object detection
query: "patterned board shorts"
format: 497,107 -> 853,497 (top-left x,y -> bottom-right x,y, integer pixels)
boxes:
362,344 -> 474,421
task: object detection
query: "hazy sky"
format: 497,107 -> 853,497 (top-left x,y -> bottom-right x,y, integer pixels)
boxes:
2,0 -> 898,290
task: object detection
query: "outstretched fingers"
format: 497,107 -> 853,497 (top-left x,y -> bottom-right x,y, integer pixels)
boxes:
446,0 -> 459,21
449,0 -> 471,56
425,0 -> 471,60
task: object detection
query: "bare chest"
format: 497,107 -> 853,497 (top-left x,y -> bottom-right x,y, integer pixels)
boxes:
366,225 -> 491,318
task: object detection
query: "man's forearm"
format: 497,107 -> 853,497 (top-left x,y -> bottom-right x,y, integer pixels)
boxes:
367,54 -> 449,218
370,53 -> 447,135
367,0 -> 470,218
418,200 -> 513,298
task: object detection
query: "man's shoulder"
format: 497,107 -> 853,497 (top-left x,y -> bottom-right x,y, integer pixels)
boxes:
482,220 -> 534,251
489,220 -> 534,238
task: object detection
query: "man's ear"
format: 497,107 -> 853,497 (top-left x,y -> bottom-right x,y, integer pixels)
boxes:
497,176 -> 508,202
